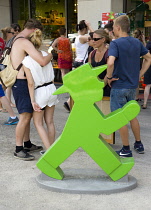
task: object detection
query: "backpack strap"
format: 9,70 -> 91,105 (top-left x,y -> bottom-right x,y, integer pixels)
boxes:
91,49 -> 97,59
11,36 -> 25,47
16,63 -> 23,71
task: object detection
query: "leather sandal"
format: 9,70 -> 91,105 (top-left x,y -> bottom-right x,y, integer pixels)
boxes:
141,104 -> 147,109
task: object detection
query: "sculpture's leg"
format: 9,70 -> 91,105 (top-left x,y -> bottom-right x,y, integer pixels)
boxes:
37,135 -> 79,180
82,136 -> 134,181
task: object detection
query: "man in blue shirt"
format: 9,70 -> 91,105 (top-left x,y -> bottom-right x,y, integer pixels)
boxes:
107,15 -> 151,157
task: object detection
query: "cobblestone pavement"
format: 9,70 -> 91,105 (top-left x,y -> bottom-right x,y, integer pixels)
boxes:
0,84 -> 151,209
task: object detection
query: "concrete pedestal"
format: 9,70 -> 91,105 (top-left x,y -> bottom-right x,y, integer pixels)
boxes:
36,169 -> 137,194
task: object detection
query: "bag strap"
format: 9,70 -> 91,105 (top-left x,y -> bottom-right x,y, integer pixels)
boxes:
11,36 -> 25,48
91,49 -> 97,59
83,48 -> 88,63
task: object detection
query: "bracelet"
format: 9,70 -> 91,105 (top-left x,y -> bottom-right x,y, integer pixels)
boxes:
107,76 -> 113,80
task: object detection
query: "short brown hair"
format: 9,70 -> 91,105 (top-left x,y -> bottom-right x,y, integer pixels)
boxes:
24,19 -> 43,31
114,15 -> 130,33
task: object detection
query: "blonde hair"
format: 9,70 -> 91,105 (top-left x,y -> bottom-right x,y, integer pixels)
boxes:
93,28 -> 110,44
28,29 -> 42,49
1,27 -> 12,40
114,15 -> 130,33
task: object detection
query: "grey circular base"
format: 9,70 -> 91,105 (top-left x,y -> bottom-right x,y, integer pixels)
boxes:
36,169 -> 137,194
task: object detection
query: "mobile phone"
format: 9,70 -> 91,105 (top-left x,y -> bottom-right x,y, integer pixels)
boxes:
0,64 -> 7,71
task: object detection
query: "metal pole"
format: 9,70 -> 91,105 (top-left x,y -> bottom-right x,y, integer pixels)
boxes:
28,0 -> 31,19
123,0 -> 127,13
65,0 -> 68,38
9,0 -> 13,23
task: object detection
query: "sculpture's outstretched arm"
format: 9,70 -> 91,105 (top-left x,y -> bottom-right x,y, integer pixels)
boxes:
95,101 -> 140,135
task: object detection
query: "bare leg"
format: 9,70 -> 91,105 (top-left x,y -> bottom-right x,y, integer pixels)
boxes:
44,105 -> 55,146
61,69 -> 70,109
15,112 -> 32,146
33,109 -> 51,149
0,96 -> 16,117
6,87 -> 15,107
143,84 -> 151,106
130,117 -> 141,141
135,86 -> 140,100
0,101 -> 3,110
119,125 -> 129,146
60,68 -> 69,78
23,121 -> 31,142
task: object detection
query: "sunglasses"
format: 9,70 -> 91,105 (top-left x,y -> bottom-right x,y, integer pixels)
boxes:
8,32 -> 15,35
92,37 -> 104,41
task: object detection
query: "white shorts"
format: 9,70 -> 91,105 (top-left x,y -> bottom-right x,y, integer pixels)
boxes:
35,84 -> 59,109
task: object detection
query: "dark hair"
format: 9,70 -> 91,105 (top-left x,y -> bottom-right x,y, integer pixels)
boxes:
24,19 -> 43,31
59,27 -> 66,35
133,29 -> 142,39
11,23 -> 21,32
104,22 -> 113,32
76,20 -> 87,32
89,32 -> 94,39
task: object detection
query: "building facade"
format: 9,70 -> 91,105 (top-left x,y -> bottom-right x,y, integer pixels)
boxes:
0,0 -> 151,38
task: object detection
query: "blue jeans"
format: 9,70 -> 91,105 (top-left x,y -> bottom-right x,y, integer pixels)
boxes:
0,84 -> 5,97
110,88 -> 136,112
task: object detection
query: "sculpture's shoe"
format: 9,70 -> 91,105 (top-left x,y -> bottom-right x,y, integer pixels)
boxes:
36,158 -> 64,180
109,157 -> 134,181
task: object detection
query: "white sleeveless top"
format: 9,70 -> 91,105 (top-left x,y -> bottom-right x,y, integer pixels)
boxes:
22,51 -> 58,108
75,35 -> 89,62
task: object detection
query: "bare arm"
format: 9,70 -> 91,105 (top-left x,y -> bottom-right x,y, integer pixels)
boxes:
22,39 -> 52,66
85,20 -> 94,32
107,56 -> 118,87
79,35 -> 89,44
140,52 -> 151,78
23,66 -> 41,112
52,38 -> 59,52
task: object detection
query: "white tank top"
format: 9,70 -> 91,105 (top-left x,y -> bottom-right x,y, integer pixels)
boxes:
75,35 -> 89,62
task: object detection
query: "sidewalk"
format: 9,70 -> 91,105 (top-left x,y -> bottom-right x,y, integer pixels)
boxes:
0,91 -> 151,210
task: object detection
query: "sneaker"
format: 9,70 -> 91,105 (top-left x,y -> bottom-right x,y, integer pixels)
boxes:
116,147 -> 133,157
4,116 -> 19,125
14,149 -> 35,160
64,102 -> 70,112
24,143 -> 43,152
40,150 -> 45,155
134,142 -> 144,154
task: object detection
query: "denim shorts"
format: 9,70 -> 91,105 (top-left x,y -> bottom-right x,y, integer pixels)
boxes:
110,88 -> 136,112
0,84 -> 5,97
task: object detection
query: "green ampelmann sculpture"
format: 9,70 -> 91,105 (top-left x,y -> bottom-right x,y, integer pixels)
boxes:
37,63 -> 140,181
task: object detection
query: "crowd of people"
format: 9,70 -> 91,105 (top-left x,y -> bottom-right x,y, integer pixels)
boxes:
0,15 -> 151,160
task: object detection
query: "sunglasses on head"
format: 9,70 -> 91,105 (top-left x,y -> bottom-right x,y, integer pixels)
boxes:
92,37 -> 104,41
8,32 -> 15,35
14,28 -> 20,32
